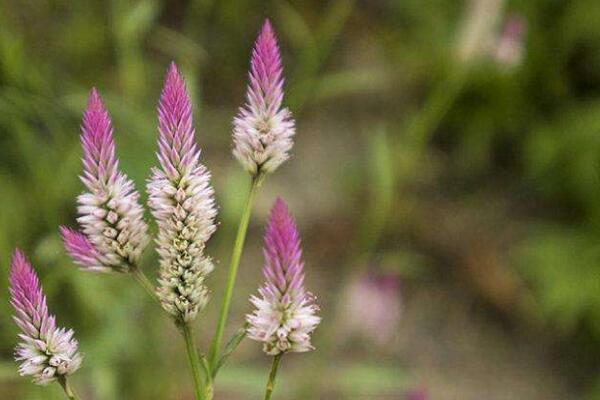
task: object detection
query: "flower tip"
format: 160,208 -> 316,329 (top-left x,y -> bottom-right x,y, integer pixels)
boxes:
86,87 -> 104,111
271,197 -> 290,218
165,62 -> 184,88
10,248 -> 27,274
257,18 -> 277,48
9,249 -> 35,295
59,226 -> 77,243
261,18 -> 274,34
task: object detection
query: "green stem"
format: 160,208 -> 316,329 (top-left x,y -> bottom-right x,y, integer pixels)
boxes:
200,355 -> 214,400
130,266 -> 161,307
57,375 -> 80,400
263,354 -> 283,400
212,325 -> 247,378
404,66 -> 467,152
208,175 -> 261,369
182,324 -> 206,400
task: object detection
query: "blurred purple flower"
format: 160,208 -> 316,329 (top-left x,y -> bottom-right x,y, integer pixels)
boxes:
62,89 -> 149,272
147,63 -> 217,323
493,14 -> 527,68
9,250 -> 82,385
406,388 -> 428,400
340,271 -> 402,347
233,19 -> 295,176
247,198 -> 320,355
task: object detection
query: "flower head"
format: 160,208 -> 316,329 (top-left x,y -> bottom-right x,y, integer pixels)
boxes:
339,271 -> 402,347
233,19 -> 295,176
247,198 -> 320,355
148,63 -> 217,323
62,89 -> 149,272
9,250 -> 83,385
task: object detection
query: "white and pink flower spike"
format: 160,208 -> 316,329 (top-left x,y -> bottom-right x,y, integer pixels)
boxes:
61,89 -> 149,272
9,250 -> 83,385
233,20 -> 296,177
247,198 -> 320,355
147,63 -> 217,323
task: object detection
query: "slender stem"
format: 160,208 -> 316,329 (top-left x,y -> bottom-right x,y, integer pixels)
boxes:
130,266 -> 161,307
182,324 -> 206,400
57,375 -> 81,400
212,325 -> 247,378
208,176 -> 261,368
132,266 -> 208,399
200,355 -> 214,400
263,354 -> 283,400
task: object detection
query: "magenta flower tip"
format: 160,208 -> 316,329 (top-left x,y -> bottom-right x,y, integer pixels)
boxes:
80,87 -> 117,189
9,249 -> 41,308
156,62 -> 197,176
60,226 -> 107,272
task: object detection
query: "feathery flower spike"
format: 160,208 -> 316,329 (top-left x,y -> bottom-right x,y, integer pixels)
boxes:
62,89 -> 149,272
148,63 -> 217,323
233,19 -> 296,176
9,250 -> 83,385
247,198 -> 320,355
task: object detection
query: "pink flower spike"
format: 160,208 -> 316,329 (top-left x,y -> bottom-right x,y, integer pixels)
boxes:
60,226 -> 108,272
246,198 -> 320,355
64,88 -> 149,273
233,19 -> 296,176
148,62 -> 217,323
9,250 -> 82,385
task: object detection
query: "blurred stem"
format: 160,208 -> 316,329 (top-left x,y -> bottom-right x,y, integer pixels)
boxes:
182,324 -> 206,400
57,376 -> 80,400
263,354 -> 283,400
403,66 -> 468,153
130,266 -> 160,307
209,175 -> 261,370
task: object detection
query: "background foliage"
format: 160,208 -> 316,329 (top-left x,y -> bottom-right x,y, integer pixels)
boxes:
0,0 -> 599,398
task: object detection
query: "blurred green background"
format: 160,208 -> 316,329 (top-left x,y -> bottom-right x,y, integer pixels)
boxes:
1,0 -> 599,398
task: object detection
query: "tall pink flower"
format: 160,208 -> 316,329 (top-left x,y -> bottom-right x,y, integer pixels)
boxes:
247,198 -> 320,355
9,250 -> 82,385
233,19 -> 295,176
62,89 -> 149,272
148,63 -> 217,323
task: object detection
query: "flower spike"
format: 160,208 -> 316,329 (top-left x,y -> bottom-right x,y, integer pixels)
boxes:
148,63 -> 218,323
247,198 -> 320,355
9,250 -> 83,385
233,19 -> 296,176
62,89 -> 149,272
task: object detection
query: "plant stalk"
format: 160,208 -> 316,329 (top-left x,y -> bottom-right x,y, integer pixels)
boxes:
57,375 -> 81,400
130,266 -> 161,307
208,175 -> 261,368
182,324 -> 206,400
263,354 -> 283,400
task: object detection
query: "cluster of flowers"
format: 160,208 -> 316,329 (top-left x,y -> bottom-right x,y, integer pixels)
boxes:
8,19 -> 319,396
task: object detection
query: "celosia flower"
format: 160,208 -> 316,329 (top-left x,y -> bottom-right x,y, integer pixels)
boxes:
247,198 -> 320,355
339,271 -> 401,347
233,19 -> 295,176
61,89 -> 149,272
9,250 -> 83,385
148,63 -> 217,323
